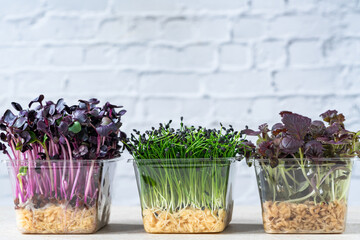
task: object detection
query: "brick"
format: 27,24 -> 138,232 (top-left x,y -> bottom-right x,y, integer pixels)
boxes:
286,0 -> 316,11
251,97 -> 332,124
126,18 -> 160,41
0,74 -> 12,96
255,41 -> 285,68
47,0 -> 107,11
0,21 -> 19,41
20,17 -> 97,41
50,46 -> 83,66
181,0 -> 248,11
205,71 -> 272,95
13,72 -> 66,94
97,19 -> 128,41
274,68 -> 342,93
149,45 -> 215,70
251,0 -> 285,11
248,98 -> 283,123
213,99 -> 252,122
143,98 -> 182,119
0,0 -> 42,15
317,0 -> 359,12
268,15 -> 336,38
0,47 -> 50,67
324,39 -> 360,65
0,48 -> 33,67
181,98 -> 212,121
117,45 -> 148,67
195,18 -> 230,41
342,14 -> 360,36
112,0 -> 179,13
289,40 -> 322,66
233,18 -> 266,39
105,96 -> 138,119
140,73 -> 200,95
343,67 -> 360,90
219,44 -> 249,69
84,45 -> 116,65
162,17 -> 229,42
162,18 -> 192,42
66,71 -> 137,94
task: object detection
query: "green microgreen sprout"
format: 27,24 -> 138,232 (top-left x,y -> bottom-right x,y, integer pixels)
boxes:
124,118 -> 252,212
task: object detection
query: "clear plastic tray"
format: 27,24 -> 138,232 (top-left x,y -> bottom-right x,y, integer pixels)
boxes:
132,158 -> 237,233
253,158 -> 353,234
6,158 -> 120,234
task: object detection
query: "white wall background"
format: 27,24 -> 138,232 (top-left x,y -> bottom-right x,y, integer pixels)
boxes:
0,0 -> 360,206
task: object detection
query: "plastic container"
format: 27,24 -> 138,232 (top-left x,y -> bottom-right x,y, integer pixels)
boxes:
133,158 -> 236,233
253,158 -> 354,234
6,158 -> 119,234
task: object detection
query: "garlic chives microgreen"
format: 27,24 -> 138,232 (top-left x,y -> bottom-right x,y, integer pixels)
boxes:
125,118 -> 252,212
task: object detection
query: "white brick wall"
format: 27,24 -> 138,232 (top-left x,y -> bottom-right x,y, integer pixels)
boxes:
0,0 -> 360,207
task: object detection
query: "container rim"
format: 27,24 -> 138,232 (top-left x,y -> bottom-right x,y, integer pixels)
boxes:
249,157 -> 358,163
1,157 -> 124,164
128,157 -> 242,163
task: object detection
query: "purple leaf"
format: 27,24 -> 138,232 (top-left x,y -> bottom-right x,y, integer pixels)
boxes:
118,109 -> 127,116
241,128 -> 260,136
56,98 -> 65,112
271,123 -> 286,136
13,117 -> 27,129
11,102 -> 23,111
58,121 -> 69,135
320,110 -> 345,124
281,112 -> 311,140
2,110 -> 17,126
96,122 -> 118,136
49,104 -> 56,116
280,136 -> 303,154
259,123 -> 270,134
320,110 -> 338,122
325,123 -> 341,136
258,141 -> 273,157
37,120 -> 48,133
73,109 -> 87,123
279,111 -> 293,117
309,120 -> 326,137
29,94 -> 44,108
304,140 -> 323,158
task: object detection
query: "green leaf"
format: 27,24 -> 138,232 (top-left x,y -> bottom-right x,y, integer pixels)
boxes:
15,142 -> 23,151
43,134 -> 48,145
69,121 -> 82,134
28,131 -> 38,144
18,166 -> 28,177
56,117 -> 63,126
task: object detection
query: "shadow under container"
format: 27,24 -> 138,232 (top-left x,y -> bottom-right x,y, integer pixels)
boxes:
133,158 -> 236,233
6,158 -> 119,234
253,158 -> 354,234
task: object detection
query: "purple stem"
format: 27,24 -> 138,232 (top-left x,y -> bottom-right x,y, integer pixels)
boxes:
70,162 -> 81,200
90,188 -> 99,205
84,161 -> 95,204
59,168 -> 63,199
64,138 -> 74,185
36,175 -> 43,195
53,163 -> 57,198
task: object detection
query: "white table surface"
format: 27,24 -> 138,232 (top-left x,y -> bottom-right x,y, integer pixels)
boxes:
1,206 -> 360,240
